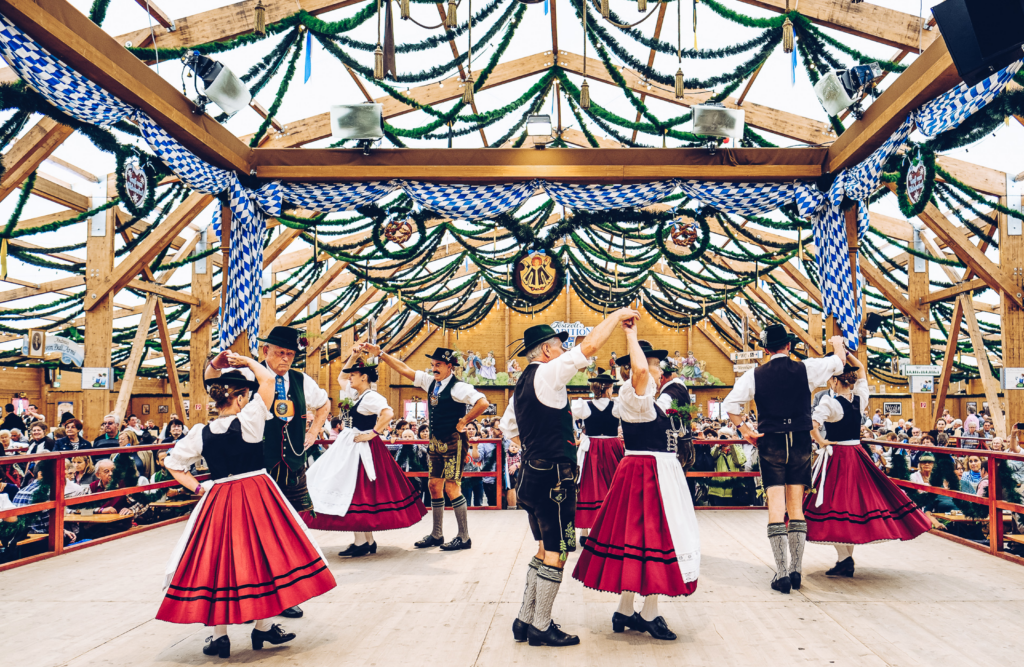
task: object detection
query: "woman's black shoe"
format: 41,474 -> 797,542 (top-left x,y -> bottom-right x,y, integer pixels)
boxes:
369,541 -> 377,554
527,621 -> 580,647
440,536 -> 472,551
633,615 -> 677,641
790,572 -> 802,590
202,635 -> 230,658
825,557 -> 855,577
338,542 -> 372,557
611,611 -> 639,633
512,618 -> 529,642
251,624 -> 296,650
278,605 -> 303,618
414,534 -> 444,548
771,575 -> 792,594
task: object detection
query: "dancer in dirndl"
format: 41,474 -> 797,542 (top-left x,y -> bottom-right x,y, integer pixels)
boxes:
573,325 -> 700,642
302,348 -> 427,556
804,354 -> 932,577
570,370 -> 623,540
156,352 -> 337,659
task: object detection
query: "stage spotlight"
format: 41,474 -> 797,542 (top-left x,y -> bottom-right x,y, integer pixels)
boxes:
813,63 -> 881,119
526,114 -> 553,149
181,51 -> 251,117
691,103 -> 745,155
330,104 -> 384,154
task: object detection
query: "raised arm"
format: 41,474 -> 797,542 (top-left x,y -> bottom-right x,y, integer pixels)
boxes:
363,343 -> 416,382
624,322 -> 648,392
226,352 -> 277,407
337,343 -> 363,383
579,308 -> 640,359
844,352 -> 867,381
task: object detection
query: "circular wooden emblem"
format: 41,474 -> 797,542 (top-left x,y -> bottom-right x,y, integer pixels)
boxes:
513,250 -> 563,301
124,160 -> 149,210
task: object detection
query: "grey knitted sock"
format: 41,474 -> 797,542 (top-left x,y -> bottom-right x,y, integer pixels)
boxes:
767,523 -> 789,580
430,497 -> 445,539
788,520 -> 807,575
532,565 -> 563,631
452,494 -> 470,540
517,556 -> 543,624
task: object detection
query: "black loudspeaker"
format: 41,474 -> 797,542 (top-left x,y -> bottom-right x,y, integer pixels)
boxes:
864,312 -> 883,333
933,0 -> 1024,87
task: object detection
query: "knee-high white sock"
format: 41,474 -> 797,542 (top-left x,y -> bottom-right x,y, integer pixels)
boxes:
353,532 -> 367,546
579,527 -> 590,539
788,520 -> 807,575
452,494 -> 470,540
767,523 -> 789,579
213,625 -> 228,639
254,619 -> 273,632
834,544 -> 854,560
640,595 -> 660,622
517,556 -> 542,624
430,498 -> 445,538
616,591 -> 635,615
532,565 -> 563,631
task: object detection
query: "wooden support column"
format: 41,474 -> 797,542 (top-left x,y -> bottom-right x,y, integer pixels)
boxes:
154,298 -> 187,419
907,230 -> 933,429
112,296 -> 158,421
961,295 -> 1007,438
305,297 -> 322,385
82,175 -> 116,439
808,312 -> 822,357
259,269 -> 277,339
999,193 -> 1024,428
189,226 -> 213,426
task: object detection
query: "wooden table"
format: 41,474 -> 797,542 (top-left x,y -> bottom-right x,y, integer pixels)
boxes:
16,533 -> 47,547
64,512 -> 133,524
149,499 -> 198,509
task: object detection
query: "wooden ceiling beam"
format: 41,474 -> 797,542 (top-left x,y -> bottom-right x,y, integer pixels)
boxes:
742,284 -> 822,355
0,118 -> 75,204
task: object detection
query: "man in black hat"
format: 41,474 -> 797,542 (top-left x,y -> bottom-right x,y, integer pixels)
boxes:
367,344 -> 488,551
498,307 -> 638,647
206,325 -> 330,619
721,323 -> 847,594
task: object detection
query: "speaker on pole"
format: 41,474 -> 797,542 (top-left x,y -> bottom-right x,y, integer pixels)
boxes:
864,312 -> 884,334
932,0 -> 1024,87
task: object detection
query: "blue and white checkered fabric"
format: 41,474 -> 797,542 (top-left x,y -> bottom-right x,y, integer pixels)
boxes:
0,14 -> 132,126
399,180 -> 537,219
810,176 -> 862,349
212,177 -> 264,352
914,61 -> 1022,138
136,111 -> 232,195
674,180 -> 821,217
543,181 -> 676,210
262,181 -> 399,215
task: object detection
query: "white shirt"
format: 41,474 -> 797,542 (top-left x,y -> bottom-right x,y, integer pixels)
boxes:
340,384 -> 389,430
164,394 -> 271,472
412,370 -> 485,406
499,397 -> 519,440
617,376 -> 659,423
910,471 -> 928,485
656,377 -> 689,411
498,346 -> 590,438
722,354 -> 844,417
571,397 -> 621,421
234,366 -> 329,410
812,378 -> 870,431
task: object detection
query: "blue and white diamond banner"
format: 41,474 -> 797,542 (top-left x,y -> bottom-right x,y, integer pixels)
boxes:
543,181 -> 677,210
398,180 -> 538,219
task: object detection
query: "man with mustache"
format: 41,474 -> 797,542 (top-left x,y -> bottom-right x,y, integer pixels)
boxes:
368,345 -> 489,550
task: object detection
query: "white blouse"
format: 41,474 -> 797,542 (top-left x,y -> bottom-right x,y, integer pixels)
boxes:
617,376 -> 659,423
812,378 -> 869,429
341,384 -> 389,427
570,397 -> 621,420
164,394 -> 271,472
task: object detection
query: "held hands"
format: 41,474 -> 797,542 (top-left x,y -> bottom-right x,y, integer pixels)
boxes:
224,350 -> 251,368
353,432 -> 374,442
360,343 -> 382,356
829,336 -> 848,361
209,350 -> 232,370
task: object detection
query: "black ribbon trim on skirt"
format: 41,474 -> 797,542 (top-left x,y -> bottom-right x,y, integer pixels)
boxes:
165,563 -> 330,603
582,536 -> 679,565
169,559 -> 324,593
803,501 -> 922,525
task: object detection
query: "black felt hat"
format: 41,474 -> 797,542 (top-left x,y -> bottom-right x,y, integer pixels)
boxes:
204,370 -> 260,393
512,324 -> 569,358
258,325 -> 302,352
589,369 -> 615,384
58,412 -> 75,426
759,323 -> 799,350
616,340 -> 668,365
425,347 -> 461,366
344,357 -> 380,380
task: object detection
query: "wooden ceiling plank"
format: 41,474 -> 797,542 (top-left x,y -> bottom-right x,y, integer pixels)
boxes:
0,118 -> 75,204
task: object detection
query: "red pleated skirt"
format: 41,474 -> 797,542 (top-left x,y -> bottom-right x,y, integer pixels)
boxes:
302,436 -> 427,532
576,437 -> 625,529
157,474 -> 336,625
573,456 -> 698,597
803,445 -> 932,544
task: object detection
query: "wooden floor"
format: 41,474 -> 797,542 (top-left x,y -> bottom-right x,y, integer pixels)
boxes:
4,510 -> 1023,666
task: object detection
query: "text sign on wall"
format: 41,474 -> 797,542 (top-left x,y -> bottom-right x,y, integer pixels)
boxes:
882,402 -> 902,416
551,321 -> 593,350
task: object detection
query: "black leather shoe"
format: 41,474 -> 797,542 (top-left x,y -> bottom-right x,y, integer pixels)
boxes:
278,605 -> 303,618
338,542 -> 372,557
251,624 -> 296,650
771,575 -> 792,594
825,557 -> 855,577
579,536 -> 588,549
634,615 -> 677,641
202,635 -> 230,658
790,571 -> 802,590
611,611 -> 639,633
512,618 -> 529,642
369,541 -> 377,554
527,621 -> 580,647
414,534 -> 444,548
440,536 -> 472,551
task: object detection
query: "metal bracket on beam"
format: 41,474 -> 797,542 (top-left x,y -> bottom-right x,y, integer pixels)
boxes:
912,226 -> 927,273
195,226 -> 207,274
90,183 -> 106,237
1007,173 -> 1023,235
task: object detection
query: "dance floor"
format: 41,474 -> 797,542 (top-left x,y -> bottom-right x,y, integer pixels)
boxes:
5,510 -> 1022,666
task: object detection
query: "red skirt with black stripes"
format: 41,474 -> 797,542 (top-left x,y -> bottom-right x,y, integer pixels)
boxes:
576,436 -> 625,529
156,474 -> 336,625
573,455 -> 698,597
803,444 -> 932,544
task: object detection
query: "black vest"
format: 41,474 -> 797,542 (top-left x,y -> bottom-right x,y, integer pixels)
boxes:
621,402 -> 675,453
660,378 -> 691,408
584,400 -> 619,438
753,357 -> 812,433
350,391 -> 379,432
824,394 -> 862,441
262,367 -> 308,472
514,363 -> 575,463
427,377 -> 464,441
202,418 -> 264,481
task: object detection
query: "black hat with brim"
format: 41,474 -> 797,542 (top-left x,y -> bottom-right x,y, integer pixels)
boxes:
204,370 -> 260,393
512,324 -> 569,358
617,340 -> 668,364
344,359 -> 380,377
759,323 -> 799,350
258,325 -> 302,352
425,347 -> 461,366
59,412 -> 75,426
590,369 -> 615,384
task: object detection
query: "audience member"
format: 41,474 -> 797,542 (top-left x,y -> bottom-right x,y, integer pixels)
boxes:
92,414 -> 120,448
54,419 -> 92,452
0,404 -> 25,432
68,456 -> 96,486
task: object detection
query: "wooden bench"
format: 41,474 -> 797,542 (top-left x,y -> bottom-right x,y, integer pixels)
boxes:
16,533 -> 47,547
149,499 -> 198,509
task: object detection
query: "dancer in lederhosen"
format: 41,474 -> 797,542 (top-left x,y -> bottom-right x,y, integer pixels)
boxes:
573,324 -> 700,642
570,370 -> 623,543
804,354 -> 932,577
302,347 -> 427,556
156,352 -> 336,659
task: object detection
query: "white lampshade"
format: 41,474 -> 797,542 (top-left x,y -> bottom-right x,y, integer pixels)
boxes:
526,114 -> 553,138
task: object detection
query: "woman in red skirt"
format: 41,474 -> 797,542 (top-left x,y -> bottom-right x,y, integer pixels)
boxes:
570,370 -> 623,540
573,328 -> 700,642
805,354 -> 931,577
157,352 -> 337,659
302,348 -> 427,555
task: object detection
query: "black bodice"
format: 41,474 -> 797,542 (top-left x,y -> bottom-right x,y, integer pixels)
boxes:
583,400 -> 619,438
200,418 -> 264,481
824,394 -> 862,442
753,356 -> 812,433
620,402 -> 677,453
350,392 -> 378,431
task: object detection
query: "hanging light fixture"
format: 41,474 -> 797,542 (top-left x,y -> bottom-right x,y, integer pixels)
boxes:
253,0 -> 267,36
581,0 -> 591,109
601,0 -> 610,19
638,0 -> 647,12
782,0 -> 794,54
401,0 -> 410,20
675,0 -> 684,99
463,0 -> 475,104
447,0 -> 458,29
374,0 -> 384,80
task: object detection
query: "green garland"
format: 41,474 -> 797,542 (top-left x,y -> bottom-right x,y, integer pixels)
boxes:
895,148 -> 935,219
